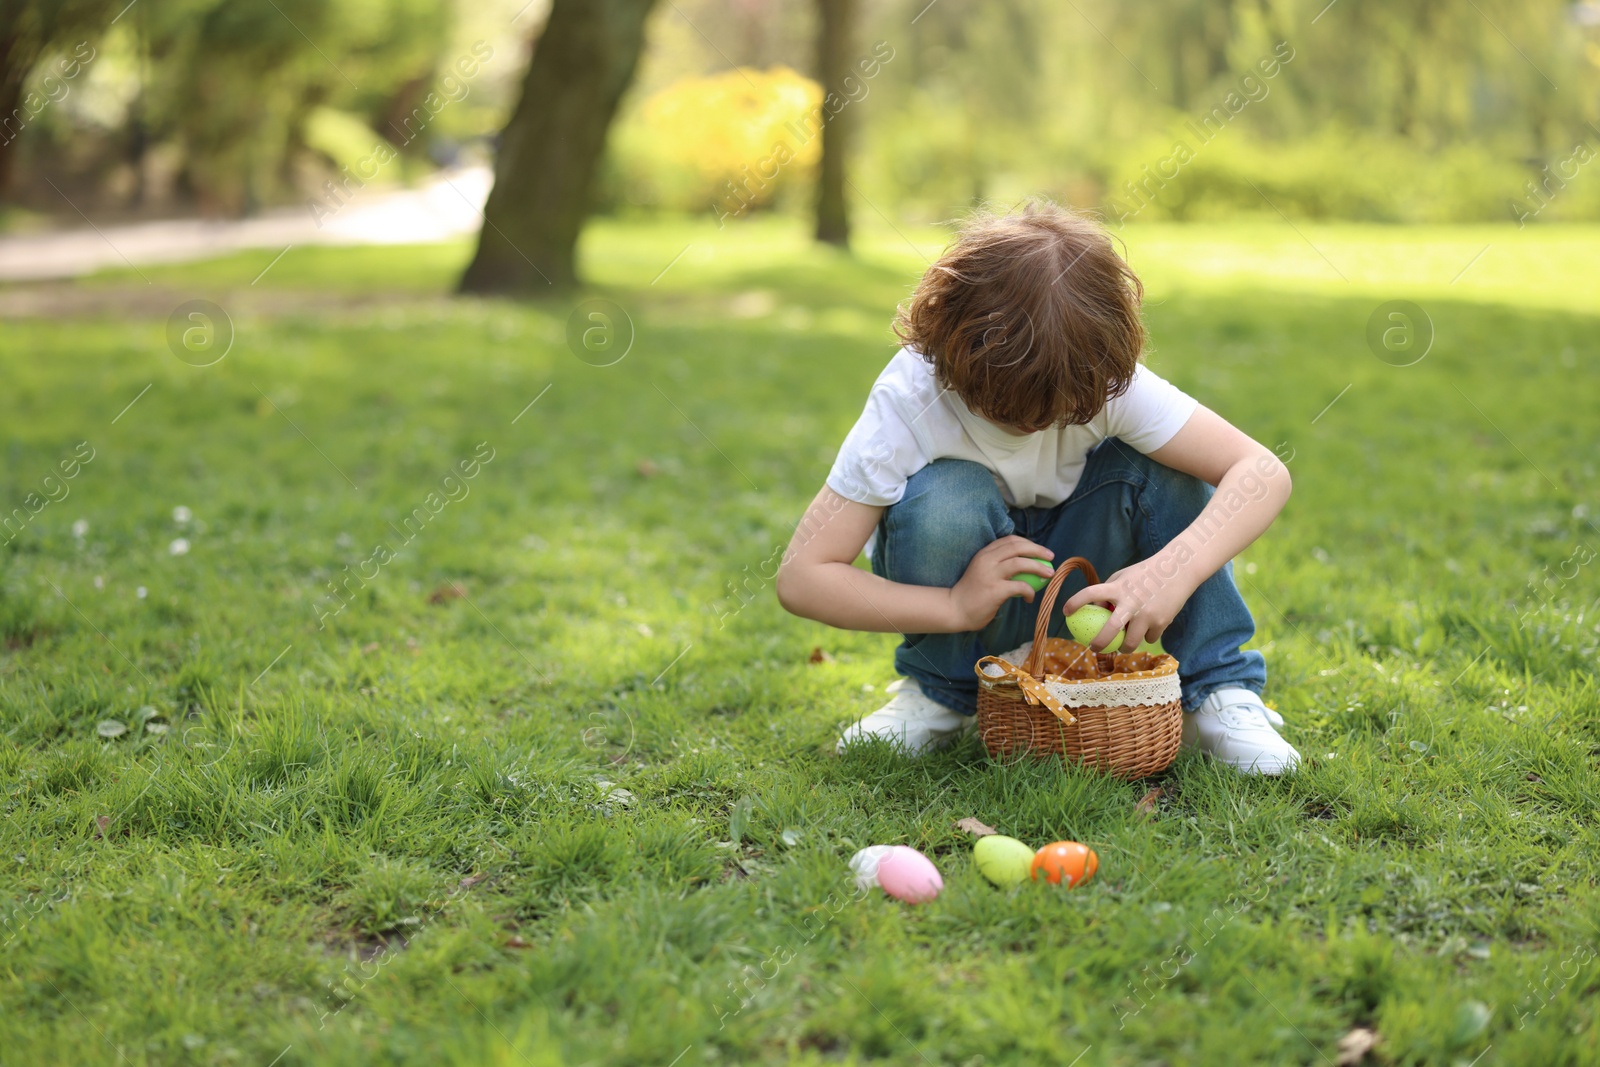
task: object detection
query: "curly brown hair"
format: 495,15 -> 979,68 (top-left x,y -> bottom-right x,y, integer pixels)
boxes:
893,201 -> 1146,431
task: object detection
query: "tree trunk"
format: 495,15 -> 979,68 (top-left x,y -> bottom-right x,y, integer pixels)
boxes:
813,0 -> 853,248
0,67 -> 24,199
459,0 -> 658,294
0,2 -> 123,201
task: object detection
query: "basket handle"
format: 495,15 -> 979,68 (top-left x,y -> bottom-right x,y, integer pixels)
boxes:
1023,556 -> 1100,676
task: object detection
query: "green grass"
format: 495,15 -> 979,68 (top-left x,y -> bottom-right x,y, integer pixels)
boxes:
2,214 -> 1598,1066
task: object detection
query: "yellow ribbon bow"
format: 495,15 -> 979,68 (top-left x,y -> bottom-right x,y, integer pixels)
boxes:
975,656 -> 1077,725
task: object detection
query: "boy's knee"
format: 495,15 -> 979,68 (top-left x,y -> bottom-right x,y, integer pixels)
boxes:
1095,437 -> 1211,503
879,460 -> 1011,586
897,461 -> 1010,532
904,458 -> 1000,501
1093,437 -> 1160,476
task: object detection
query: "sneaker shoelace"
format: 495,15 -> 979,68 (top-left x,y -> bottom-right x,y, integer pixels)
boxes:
881,686 -> 937,716
1216,702 -> 1286,731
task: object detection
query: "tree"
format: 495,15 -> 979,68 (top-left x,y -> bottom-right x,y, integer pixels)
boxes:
812,0 -> 853,247
0,0 -> 120,198
2,0 -> 452,214
459,0 -> 659,294
147,0 -> 452,216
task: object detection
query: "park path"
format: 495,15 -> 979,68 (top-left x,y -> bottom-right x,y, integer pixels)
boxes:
0,166 -> 492,282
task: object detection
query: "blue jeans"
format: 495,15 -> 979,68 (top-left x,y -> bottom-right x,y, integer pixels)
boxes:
869,439 -> 1266,715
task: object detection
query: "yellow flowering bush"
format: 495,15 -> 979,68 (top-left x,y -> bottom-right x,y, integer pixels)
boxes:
610,66 -> 823,216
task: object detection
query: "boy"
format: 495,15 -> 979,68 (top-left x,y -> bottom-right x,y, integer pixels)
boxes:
774,202 -> 1299,775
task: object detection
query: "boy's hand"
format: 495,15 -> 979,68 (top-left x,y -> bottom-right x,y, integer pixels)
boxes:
949,536 -> 1054,631
1062,559 -> 1195,652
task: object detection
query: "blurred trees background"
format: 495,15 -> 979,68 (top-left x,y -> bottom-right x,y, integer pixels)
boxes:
1,0 -> 507,215
3,0 -> 1599,268
0,0 -> 122,195
812,0 -> 855,247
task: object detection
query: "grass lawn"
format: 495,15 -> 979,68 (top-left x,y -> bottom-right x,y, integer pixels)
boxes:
2,215 -> 1598,1066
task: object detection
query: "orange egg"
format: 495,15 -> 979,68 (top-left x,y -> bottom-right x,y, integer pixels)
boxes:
1031,841 -> 1098,887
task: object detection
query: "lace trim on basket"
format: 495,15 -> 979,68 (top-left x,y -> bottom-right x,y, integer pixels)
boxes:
1032,672 -> 1181,709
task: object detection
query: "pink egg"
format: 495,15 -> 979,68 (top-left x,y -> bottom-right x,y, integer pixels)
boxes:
875,846 -> 943,904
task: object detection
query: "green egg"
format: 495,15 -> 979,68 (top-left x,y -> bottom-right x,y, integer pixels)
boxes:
974,835 -> 1036,886
1065,604 -> 1122,652
1012,557 -> 1053,593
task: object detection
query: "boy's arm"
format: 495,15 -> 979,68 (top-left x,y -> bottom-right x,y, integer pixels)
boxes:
774,486 -> 1055,634
1062,405 -> 1291,651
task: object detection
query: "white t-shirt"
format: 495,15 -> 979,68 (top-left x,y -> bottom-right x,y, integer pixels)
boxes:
827,348 -> 1199,510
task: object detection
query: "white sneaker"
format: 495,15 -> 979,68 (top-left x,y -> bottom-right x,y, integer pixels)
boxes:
1183,688 -> 1301,775
836,678 -> 974,756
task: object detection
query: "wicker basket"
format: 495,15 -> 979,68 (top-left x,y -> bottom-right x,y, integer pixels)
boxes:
974,556 -> 1182,779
